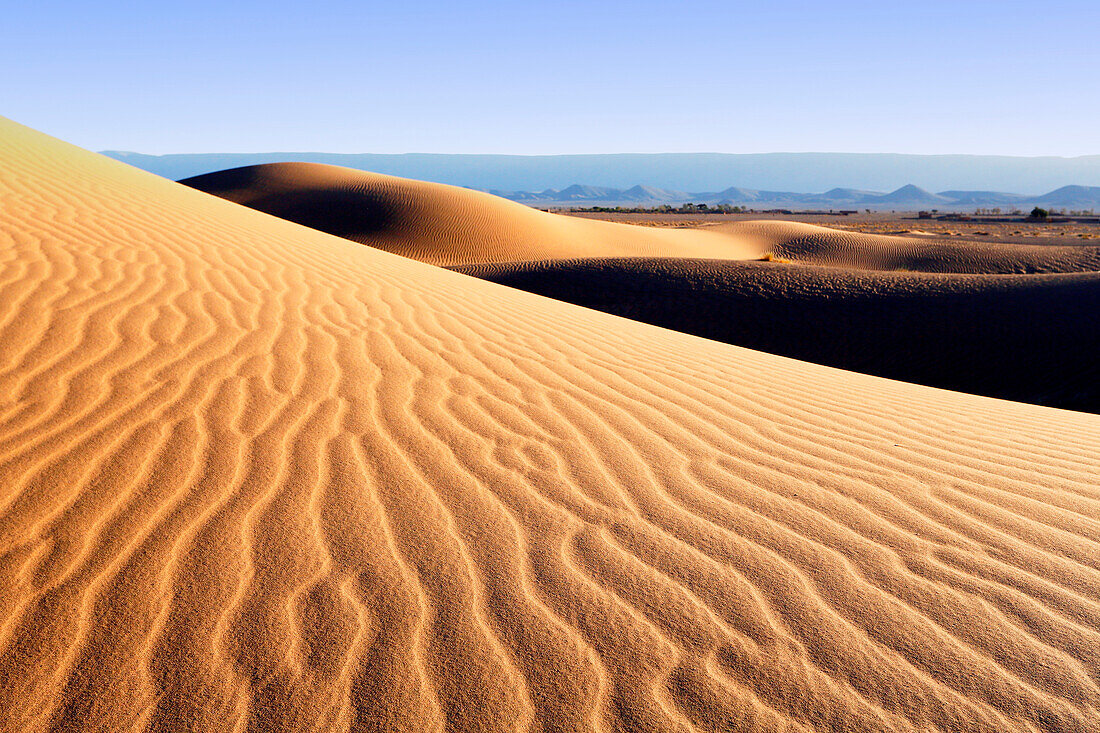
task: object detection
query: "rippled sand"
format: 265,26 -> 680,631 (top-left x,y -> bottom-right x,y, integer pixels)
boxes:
2,120 -> 1099,732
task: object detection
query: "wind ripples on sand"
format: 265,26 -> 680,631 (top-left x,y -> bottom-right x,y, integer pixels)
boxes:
0,119 -> 1098,732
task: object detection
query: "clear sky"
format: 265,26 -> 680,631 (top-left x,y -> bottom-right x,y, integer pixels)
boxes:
5,0 -> 1099,155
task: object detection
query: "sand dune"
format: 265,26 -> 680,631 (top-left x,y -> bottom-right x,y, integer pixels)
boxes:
181,164 -> 1100,274
713,220 -> 1100,274
2,118 -> 1100,732
180,163 -> 763,265
456,258 -> 1100,412
183,162 -> 1100,412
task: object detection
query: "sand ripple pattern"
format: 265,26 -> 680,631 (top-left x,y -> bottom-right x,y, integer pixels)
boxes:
1,118 -> 1099,732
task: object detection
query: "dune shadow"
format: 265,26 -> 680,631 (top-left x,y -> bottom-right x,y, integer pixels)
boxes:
247,187 -> 397,240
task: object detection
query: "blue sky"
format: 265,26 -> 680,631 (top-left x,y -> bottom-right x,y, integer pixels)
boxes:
5,0 -> 1099,154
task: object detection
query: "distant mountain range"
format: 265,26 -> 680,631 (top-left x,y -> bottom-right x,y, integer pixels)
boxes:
493,183 -> 1100,211
102,151 -> 1100,197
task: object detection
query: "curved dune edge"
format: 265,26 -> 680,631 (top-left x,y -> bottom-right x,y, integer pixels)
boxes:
181,162 -> 1100,274
455,257 -> 1100,412
180,163 -> 765,266
0,117 -> 1098,732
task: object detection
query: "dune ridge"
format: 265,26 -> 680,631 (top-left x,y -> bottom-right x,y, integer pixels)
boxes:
1,118 -> 1100,732
180,163 -> 764,266
181,163 -> 1100,274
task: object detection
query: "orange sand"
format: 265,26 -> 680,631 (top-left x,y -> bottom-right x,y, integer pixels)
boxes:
1,119 -> 1099,732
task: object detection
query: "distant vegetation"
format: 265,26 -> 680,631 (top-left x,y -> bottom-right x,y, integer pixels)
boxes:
567,203 -> 749,214
1030,207 -> 1050,220
972,207 -> 1023,216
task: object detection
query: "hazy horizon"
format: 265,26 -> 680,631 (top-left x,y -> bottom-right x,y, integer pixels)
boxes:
101,148 -> 1100,160
102,149 -> 1100,194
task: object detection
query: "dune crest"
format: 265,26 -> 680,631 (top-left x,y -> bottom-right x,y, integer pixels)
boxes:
182,164 -> 1100,274
2,118 -> 1100,732
181,163 -> 764,265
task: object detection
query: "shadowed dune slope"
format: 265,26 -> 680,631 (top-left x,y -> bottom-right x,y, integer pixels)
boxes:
2,117 -> 1100,732
180,163 -> 763,265
182,164 -> 1100,273
456,258 -> 1100,412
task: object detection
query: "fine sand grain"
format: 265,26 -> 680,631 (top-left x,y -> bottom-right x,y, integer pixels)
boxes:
2,119 -> 1100,732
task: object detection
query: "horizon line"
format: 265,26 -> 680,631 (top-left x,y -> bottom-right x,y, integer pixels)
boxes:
101,149 -> 1100,160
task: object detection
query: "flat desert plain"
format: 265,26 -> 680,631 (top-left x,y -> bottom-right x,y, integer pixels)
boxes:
2,119 -> 1100,733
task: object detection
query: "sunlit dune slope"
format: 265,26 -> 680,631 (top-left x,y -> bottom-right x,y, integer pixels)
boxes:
180,163 -> 762,265
456,257 -> 1100,412
182,164 -> 1100,274
2,117 -> 1100,732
